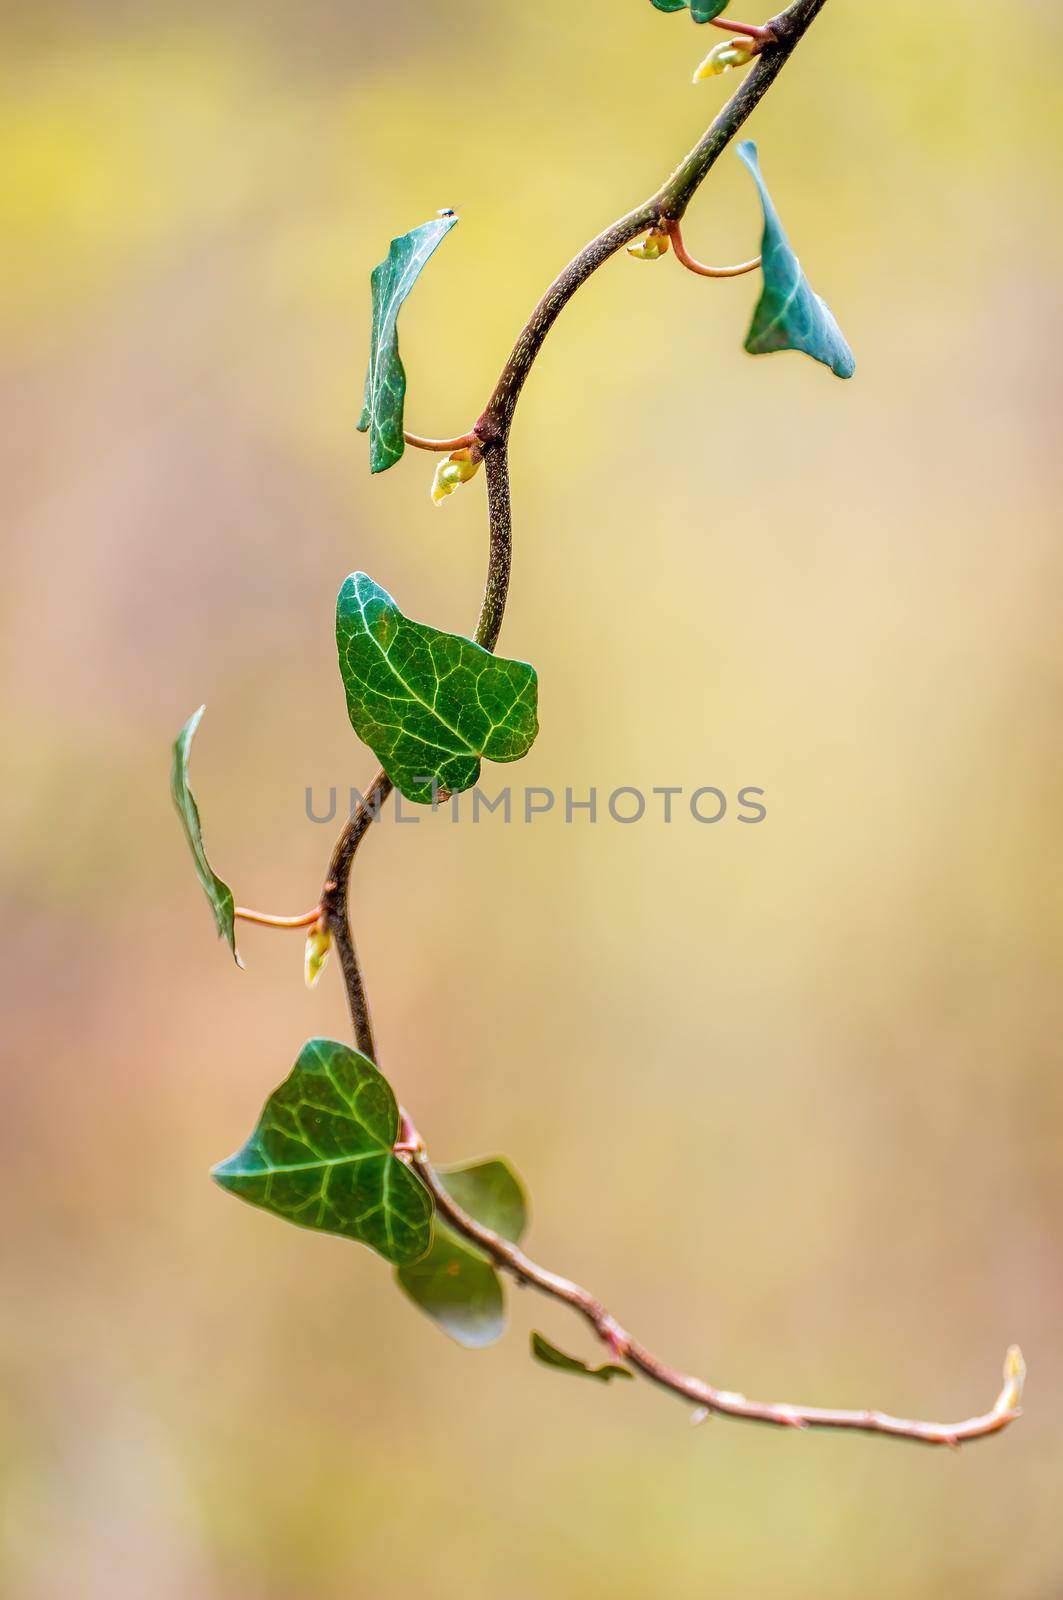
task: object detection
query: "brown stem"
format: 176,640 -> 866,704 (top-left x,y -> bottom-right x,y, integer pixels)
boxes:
665,218 -> 761,278
321,770 -> 392,1059
234,904 -> 322,930
476,445 -> 512,653
415,1154 -> 1022,1448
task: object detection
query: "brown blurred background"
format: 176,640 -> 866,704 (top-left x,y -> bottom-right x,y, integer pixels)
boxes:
2,1 -> 1062,1595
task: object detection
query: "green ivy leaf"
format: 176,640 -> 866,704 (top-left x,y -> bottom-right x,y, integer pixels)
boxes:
396,1159 -> 528,1349
212,1038 -> 433,1266
170,706 -> 241,967
530,1332 -> 634,1383
356,212 -> 458,475
336,573 -> 538,805
648,0 -> 729,21
437,1160 -> 527,1243
738,142 -> 855,379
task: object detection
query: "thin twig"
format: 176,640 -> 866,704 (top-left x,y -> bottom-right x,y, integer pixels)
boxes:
710,16 -> 776,42
234,904 -> 322,930
666,217 -> 761,278
404,430 -> 481,453
415,1151 -> 1022,1448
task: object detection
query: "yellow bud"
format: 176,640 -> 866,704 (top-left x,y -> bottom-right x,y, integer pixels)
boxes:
431,447 -> 483,505
627,228 -> 670,262
693,40 -> 756,81
304,922 -> 331,990
994,1345 -> 1026,1414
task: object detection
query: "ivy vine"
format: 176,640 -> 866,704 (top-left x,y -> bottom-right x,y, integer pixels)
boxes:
172,0 -> 1024,1448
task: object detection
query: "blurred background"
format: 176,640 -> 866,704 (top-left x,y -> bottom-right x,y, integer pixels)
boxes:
2,0 -> 1062,1594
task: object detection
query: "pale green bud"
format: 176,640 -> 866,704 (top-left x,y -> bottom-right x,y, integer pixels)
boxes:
431,447 -> 483,505
304,922 -> 332,989
693,40 -> 757,81
627,228 -> 670,261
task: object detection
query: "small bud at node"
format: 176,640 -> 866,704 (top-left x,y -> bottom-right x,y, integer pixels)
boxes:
431,446 -> 483,505
693,40 -> 757,81
304,921 -> 332,989
627,227 -> 671,262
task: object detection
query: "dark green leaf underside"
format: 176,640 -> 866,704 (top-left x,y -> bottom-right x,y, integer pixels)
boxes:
531,1332 -> 634,1383
212,1038 -> 433,1266
648,0 -> 728,19
396,1158 -> 527,1349
357,213 -> 458,474
738,142 -> 855,379
336,573 -> 538,805
170,706 -> 241,966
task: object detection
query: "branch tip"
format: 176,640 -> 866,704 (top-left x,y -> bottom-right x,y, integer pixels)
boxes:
993,1344 -> 1027,1415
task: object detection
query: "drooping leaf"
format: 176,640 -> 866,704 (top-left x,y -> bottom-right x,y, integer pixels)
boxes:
336,573 -> 538,805
648,0 -> 729,21
396,1158 -> 528,1349
170,706 -> 241,966
436,1160 -> 527,1243
357,212 -> 458,474
738,142 -> 855,379
530,1332 -> 634,1383
212,1038 -> 433,1266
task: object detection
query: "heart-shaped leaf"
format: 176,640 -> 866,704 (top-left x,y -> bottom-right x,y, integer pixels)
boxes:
357,212 -> 458,475
648,0 -> 729,21
738,142 -> 855,379
212,1038 -> 433,1266
396,1158 -> 528,1349
530,1332 -> 634,1383
336,572 -> 538,805
171,706 -> 241,966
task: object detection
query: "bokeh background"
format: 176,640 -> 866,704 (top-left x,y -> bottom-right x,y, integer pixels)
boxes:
2,1 -> 1062,1594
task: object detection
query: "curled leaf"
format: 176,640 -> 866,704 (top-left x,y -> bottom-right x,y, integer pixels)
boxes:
357,212 -> 458,474
170,706 -> 241,967
738,141 -> 855,379
530,1332 -> 634,1383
